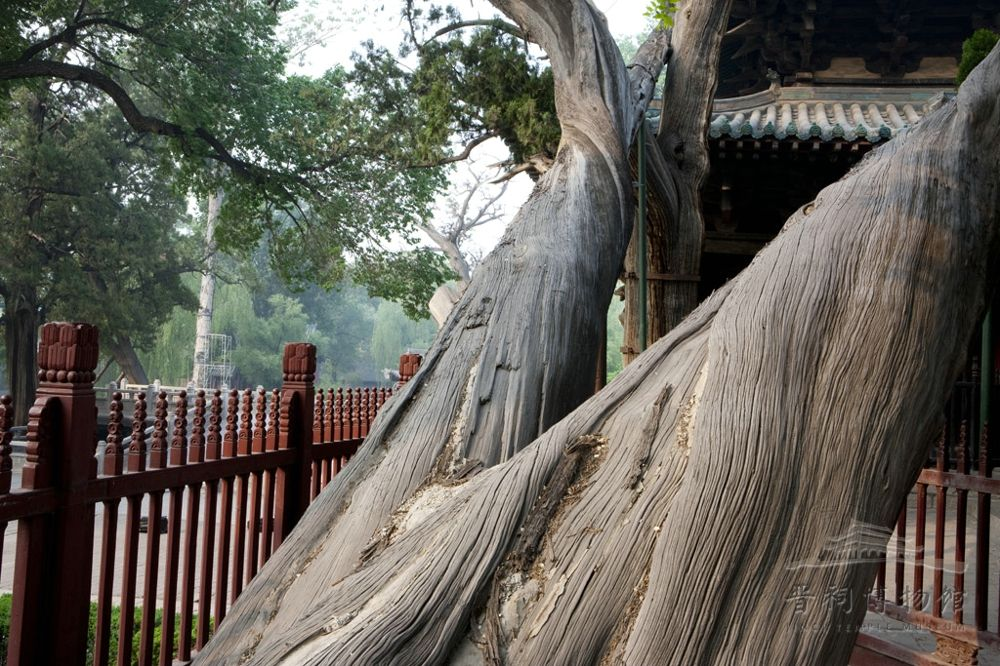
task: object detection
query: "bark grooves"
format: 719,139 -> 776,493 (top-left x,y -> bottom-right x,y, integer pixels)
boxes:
207,44 -> 999,666
194,5 -> 671,663
622,0 -> 735,365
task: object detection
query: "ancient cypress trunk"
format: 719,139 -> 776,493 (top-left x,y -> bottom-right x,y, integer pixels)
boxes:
203,40 -> 1000,666
620,0 -> 733,365
196,4 -> 671,662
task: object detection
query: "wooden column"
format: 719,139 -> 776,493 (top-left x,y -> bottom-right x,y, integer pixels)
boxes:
273,342 -> 315,548
8,322 -> 99,665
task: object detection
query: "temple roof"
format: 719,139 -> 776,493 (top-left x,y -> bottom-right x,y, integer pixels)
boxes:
705,85 -> 953,143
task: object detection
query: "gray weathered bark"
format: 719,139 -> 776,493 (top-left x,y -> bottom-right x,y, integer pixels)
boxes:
196,2 -> 670,663
199,12 -> 1000,666
621,0 -> 733,364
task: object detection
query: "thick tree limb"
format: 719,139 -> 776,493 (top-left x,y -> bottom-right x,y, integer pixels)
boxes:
621,1 -> 734,365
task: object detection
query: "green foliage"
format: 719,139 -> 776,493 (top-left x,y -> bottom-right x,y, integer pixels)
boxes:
371,301 -> 437,371
352,249 -> 454,321
0,85 -> 196,354
957,29 -> 1000,85
644,0 -> 679,28
3,1 -> 452,316
351,4 -> 560,174
0,593 -> 205,665
141,266 -> 384,388
606,297 -> 625,381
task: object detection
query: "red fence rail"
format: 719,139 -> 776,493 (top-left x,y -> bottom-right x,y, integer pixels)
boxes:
0,323 -> 420,666
852,323 -> 999,666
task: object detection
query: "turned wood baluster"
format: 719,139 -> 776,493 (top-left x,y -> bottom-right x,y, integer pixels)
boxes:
160,391 -> 189,664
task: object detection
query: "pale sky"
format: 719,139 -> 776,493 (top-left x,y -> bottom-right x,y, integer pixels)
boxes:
280,0 -> 653,259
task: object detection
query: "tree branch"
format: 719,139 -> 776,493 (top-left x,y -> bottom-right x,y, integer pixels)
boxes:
0,59 -> 277,187
413,131 -> 498,168
426,19 -> 526,44
16,16 -> 152,63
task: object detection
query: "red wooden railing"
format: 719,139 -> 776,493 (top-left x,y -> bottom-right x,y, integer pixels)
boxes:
0,323 -> 420,666
852,338 -> 999,665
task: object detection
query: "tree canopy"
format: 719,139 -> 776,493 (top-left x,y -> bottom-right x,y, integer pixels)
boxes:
1,0 -> 452,301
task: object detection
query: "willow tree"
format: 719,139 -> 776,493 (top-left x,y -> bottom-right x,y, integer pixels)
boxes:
198,2 -> 1000,664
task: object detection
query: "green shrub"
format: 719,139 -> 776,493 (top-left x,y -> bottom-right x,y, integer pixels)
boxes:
0,593 -> 203,665
957,29 -> 1000,85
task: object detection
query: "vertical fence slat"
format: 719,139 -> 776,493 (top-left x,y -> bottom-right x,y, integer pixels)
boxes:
913,481 -> 927,611
198,391 -> 222,648
179,390 -> 206,659
955,420 -> 969,625
976,423 -> 991,630
260,389 -> 280,564
325,388 -> 335,442
119,393 -> 148,666
159,391 -> 189,665
894,505 -> 906,607
314,388 -> 324,444
213,390 -> 239,627
94,393 -> 124,666
932,433 -> 947,617
139,391 -> 168,666
230,390 -> 252,601
0,395 -> 10,586
245,389 -> 266,584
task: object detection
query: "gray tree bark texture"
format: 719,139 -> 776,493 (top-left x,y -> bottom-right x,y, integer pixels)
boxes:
196,2 -> 670,662
197,8 -> 1000,666
621,0 -> 733,366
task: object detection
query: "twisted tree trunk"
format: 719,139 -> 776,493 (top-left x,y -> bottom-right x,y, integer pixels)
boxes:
199,5 -> 1000,665
197,2 -> 670,662
621,0 -> 733,365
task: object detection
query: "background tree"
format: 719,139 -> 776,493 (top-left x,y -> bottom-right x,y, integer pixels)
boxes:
420,163 -> 509,291
1,0 -> 473,418
0,86 -> 195,422
371,300 -> 438,371
957,28 -> 999,83
349,1 -> 559,179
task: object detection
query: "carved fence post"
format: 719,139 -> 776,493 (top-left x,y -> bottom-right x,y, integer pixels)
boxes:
273,342 -> 316,548
8,322 -> 99,666
398,352 -> 422,386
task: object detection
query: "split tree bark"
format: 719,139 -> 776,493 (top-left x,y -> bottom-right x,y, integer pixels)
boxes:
199,5 -> 1000,665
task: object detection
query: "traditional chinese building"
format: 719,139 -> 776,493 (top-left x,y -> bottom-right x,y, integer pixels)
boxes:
624,0 -> 1000,362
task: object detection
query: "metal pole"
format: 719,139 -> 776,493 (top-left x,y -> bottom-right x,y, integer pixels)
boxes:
638,115 -> 648,352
